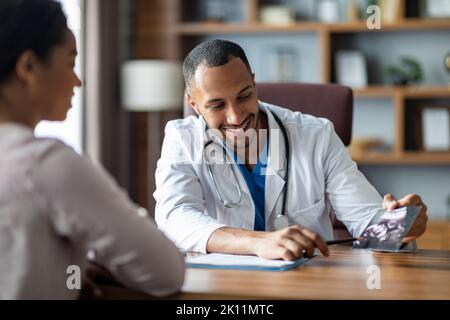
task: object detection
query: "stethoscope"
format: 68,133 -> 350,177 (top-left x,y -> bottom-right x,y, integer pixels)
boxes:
203,111 -> 291,230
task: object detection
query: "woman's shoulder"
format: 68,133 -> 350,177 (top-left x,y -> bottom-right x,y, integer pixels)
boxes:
32,136 -> 119,201
34,136 -> 76,160
0,124 -> 76,169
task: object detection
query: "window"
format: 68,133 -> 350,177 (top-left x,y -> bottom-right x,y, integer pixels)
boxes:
34,0 -> 83,154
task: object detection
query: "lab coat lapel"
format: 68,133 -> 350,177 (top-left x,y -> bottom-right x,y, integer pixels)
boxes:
263,104 -> 286,219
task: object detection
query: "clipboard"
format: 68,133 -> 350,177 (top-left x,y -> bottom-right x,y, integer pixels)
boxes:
186,253 -> 309,271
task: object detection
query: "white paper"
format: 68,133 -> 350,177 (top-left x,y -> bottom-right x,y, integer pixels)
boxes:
422,108 -> 450,151
426,0 -> 450,18
336,51 -> 368,89
186,253 -> 299,268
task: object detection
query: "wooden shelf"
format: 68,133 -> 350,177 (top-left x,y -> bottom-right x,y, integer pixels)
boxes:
176,19 -> 450,35
354,86 -> 450,99
403,86 -> 450,98
176,22 -> 322,35
353,86 -> 396,98
351,151 -> 450,165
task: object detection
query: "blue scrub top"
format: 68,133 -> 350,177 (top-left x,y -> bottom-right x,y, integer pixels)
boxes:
232,143 -> 268,231
205,123 -> 268,231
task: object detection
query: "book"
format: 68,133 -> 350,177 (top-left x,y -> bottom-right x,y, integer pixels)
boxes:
335,50 -> 368,88
186,253 -> 309,271
378,0 -> 400,23
422,108 -> 450,151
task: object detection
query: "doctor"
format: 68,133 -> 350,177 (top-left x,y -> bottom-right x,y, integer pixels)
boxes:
154,39 -> 428,260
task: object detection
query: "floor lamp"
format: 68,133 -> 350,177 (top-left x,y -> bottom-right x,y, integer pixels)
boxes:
120,60 -> 184,213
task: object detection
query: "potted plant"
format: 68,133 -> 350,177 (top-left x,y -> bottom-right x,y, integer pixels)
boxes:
384,56 -> 424,85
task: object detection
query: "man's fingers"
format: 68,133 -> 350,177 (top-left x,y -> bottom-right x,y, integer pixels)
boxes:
279,228 -> 315,258
281,238 -> 308,259
383,194 -> 399,210
411,209 -> 428,227
295,235 -> 314,258
383,193 -> 396,203
284,229 -> 315,257
275,244 -> 297,261
397,195 -> 428,237
401,236 -> 417,244
293,226 -> 329,257
407,223 -> 426,238
397,194 -> 423,207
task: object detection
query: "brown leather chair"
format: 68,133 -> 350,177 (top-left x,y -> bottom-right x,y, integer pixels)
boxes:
184,83 -> 353,240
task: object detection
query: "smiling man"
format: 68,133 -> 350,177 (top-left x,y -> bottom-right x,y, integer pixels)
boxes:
154,39 -> 428,260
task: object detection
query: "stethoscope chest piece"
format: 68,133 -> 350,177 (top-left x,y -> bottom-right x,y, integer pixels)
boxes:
273,214 -> 290,230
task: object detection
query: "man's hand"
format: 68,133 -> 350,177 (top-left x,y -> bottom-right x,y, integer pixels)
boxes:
207,225 -> 329,261
382,193 -> 428,243
253,225 -> 329,261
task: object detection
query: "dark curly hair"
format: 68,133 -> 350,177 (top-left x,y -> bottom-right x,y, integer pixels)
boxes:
182,39 -> 252,89
0,0 -> 67,84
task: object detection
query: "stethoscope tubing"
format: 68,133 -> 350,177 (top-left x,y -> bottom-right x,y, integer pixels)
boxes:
203,110 -> 289,216
271,112 -> 289,218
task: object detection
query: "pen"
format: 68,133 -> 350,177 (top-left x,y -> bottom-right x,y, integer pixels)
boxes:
326,237 -> 361,245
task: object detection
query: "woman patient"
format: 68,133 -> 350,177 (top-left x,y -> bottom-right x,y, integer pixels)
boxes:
0,0 -> 184,299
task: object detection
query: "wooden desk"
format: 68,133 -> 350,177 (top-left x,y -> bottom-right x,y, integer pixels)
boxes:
102,246 -> 450,300
418,221 -> 450,250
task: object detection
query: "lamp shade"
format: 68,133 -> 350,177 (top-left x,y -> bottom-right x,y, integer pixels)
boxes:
120,60 -> 184,111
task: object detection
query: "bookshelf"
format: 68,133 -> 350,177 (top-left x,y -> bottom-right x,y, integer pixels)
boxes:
170,0 -> 450,165
353,86 -> 450,98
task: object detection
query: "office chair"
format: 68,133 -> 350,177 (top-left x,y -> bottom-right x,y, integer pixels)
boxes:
184,82 -> 353,240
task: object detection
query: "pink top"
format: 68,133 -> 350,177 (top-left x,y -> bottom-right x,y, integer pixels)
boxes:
0,123 -> 184,299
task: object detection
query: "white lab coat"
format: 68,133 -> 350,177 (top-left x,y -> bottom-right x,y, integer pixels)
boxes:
154,102 -> 383,253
